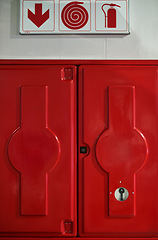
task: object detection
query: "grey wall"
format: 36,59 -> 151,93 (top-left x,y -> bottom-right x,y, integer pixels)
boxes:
0,0 -> 158,59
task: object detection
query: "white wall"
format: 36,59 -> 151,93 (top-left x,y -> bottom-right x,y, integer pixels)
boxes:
0,0 -> 158,59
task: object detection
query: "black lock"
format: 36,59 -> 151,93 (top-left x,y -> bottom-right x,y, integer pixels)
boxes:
80,146 -> 87,154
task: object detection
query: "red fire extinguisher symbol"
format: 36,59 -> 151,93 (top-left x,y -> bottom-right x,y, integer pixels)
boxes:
101,3 -> 121,28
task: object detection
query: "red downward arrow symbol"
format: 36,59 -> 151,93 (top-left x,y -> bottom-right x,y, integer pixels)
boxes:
28,4 -> 49,28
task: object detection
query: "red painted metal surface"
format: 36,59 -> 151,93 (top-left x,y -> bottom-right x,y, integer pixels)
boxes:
2,239 -> 158,240
1,60 -> 158,65
0,64 -> 77,236
78,65 -> 158,237
96,86 -> 148,217
1,239 -> 158,240
1,60 -> 158,240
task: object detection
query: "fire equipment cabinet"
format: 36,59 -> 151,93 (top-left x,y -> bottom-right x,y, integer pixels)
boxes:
0,60 -> 158,240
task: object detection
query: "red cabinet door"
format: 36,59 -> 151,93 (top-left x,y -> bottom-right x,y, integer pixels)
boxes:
78,65 -> 158,237
0,65 -> 77,237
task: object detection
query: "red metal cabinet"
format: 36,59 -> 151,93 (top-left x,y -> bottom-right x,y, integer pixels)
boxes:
78,65 -> 158,237
1,61 -> 158,240
0,65 -> 77,237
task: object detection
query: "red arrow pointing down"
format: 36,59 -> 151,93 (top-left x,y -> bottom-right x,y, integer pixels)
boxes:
28,4 -> 49,28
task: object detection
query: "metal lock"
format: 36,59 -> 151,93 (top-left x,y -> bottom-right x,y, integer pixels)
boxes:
115,187 -> 129,201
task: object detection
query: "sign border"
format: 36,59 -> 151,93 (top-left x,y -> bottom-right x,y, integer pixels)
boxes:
19,0 -> 129,34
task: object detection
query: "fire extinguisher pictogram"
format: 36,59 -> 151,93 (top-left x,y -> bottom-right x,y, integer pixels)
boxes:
101,3 -> 121,28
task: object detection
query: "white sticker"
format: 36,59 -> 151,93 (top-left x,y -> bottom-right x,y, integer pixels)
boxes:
20,0 -> 129,34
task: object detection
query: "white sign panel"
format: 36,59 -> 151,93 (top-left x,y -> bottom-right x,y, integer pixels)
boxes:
20,0 -> 129,34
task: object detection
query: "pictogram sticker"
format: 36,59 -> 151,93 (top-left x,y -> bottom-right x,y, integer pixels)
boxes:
95,0 -> 128,32
61,2 -> 89,30
20,0 -> 55,34
59,0 -> 91,31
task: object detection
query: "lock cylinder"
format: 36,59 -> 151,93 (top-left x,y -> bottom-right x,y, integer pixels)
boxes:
115,187 -> 129,201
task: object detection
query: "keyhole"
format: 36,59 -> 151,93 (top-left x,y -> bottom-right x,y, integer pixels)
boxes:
119,188 -> 125,201
114,187 -> 129,201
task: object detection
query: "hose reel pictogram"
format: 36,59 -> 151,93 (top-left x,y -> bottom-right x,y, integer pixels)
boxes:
61,1 -> 89,30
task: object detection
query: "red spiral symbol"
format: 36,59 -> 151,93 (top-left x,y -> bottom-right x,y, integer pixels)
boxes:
61,1 -> 89,30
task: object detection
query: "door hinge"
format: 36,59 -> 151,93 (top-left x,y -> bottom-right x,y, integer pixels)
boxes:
61,68 -> 73,81
61,220 -> 73,234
